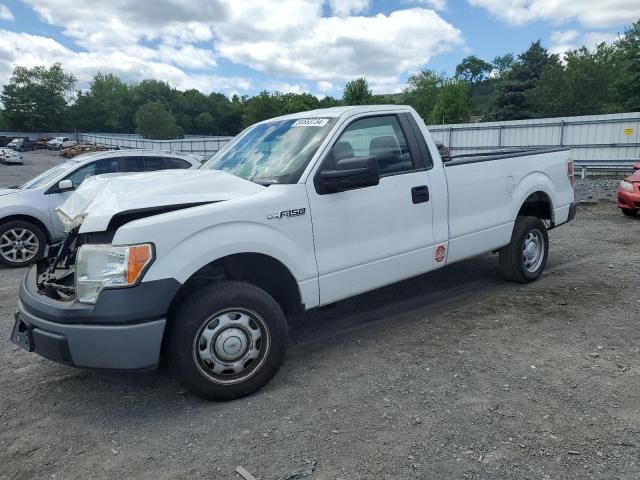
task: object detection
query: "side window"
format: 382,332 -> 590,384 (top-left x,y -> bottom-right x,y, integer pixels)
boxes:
165,158 -> 192,169
143,157 -> 166,171
334,116 -> 414,176
120,156 -> 144,172
66,163 -> 95,188
65,159 -> 118,188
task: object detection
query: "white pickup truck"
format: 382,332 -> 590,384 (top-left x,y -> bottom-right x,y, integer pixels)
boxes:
12,105 -> 576,400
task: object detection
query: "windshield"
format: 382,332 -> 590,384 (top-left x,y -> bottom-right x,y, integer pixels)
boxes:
202,117 -> 338,184
20,161 -> 78,189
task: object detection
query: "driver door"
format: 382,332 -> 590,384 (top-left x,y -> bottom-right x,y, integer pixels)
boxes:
306,113 -> 436,305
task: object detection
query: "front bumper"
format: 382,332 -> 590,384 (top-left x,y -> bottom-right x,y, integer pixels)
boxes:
12,265 -> 181,370
618,188 -> 640,210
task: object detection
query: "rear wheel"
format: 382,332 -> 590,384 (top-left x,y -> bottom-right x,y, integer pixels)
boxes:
0,220 -> 46,268
168,281 -> 288,401
499,216 -> 549,283
621,208 -> 638,217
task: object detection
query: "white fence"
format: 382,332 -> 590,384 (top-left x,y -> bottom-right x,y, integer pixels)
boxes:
428,112 -> 640,176
78,133 -> 233,159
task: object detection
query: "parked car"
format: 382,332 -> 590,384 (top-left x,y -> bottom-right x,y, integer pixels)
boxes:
7,137 -> 35,152
47,137 -> 77,150
0,150 -> 201,267
10,105 -> 577,401
35,137 -> 53,149
617,163 -> 640,217
0,136 -> 13,147
0,148 -> 24,165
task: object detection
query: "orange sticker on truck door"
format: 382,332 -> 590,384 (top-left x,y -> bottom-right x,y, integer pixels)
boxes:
435,245 -> 447,263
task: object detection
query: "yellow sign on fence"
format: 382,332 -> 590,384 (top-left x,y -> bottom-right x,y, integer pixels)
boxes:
623,128 -> 634,135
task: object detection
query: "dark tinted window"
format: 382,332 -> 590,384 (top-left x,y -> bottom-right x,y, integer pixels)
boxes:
144,157 -> 166,171
120,156 -> 144,172
165,157 -> 192,169
66,159 -> 118,187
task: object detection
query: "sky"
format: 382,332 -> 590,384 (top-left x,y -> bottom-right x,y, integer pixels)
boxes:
0,0 -> 638,98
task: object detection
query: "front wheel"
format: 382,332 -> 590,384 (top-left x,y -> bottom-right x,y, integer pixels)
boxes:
168,281 -> 288,401
499,216 -> 549,283
0,220 -> 46,268
621,208 -> 638,217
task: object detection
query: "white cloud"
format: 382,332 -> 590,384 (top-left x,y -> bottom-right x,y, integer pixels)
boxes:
0,4 -> 14,21
216,7 -> 464,90
549,28 -> 621,55
317,80 -> 334,93
4,0 -> 464,95
407,0 -> 447,11
329,0 -> 370,16
468,0 -> 640,28
0,30 -> 250,94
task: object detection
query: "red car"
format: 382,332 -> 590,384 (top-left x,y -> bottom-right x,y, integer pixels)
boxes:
618,164 -> 640,217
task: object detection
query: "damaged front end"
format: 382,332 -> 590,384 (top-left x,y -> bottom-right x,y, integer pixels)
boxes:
37,226 -> 81,301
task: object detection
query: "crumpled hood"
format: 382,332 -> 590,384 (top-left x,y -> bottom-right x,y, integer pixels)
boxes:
0,188 -> 20,197
58,169 -> 265,233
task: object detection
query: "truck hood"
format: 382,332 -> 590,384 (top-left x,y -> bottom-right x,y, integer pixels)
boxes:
58,169 -> 265,233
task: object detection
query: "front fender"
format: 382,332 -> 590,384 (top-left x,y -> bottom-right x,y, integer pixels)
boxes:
143,220 -> 316,285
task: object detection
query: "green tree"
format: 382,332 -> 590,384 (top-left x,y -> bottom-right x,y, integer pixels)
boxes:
403,69 -> 445,120
1,63 -> 76,131
71,73 -> 131,132
135,101 -> 178,139
492,54 -> 515,78
343,78 -> 373,105
242,91 -> 283,127
455,55 -> 493,84
318,96 -> 342,108
491,41 -> 559,120
530,44 -> 619,117
613,20 -> 640,111
429,79 -> 472,124
194,111 -> 215,134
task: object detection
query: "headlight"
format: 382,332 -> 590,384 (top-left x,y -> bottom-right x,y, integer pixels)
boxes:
620,181 -> 634,193
76,244 -> 153,304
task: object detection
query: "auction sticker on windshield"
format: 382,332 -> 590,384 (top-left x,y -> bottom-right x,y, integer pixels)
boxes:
292,118 -> 329,127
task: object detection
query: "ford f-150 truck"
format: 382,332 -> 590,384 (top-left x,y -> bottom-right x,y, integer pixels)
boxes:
11,105 -> 577,400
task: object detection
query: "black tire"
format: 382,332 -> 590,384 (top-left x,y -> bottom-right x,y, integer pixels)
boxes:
499,216 -> 549,283
168,280 -> 288,401
621,208 -> 638,217
0,220 -> 46,268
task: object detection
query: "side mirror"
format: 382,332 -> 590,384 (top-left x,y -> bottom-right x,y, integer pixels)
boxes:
58,179 -> 74,191
319,156 -> 379,194
633,163 -> 640,171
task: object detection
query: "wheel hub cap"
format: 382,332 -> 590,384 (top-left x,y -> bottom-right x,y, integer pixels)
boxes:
0,228 -> 39,263
193,308 -> 269,385
522,230 -> 544,273
214,327 -> 249,361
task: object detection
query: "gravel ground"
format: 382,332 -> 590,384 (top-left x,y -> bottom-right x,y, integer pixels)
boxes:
1,152 -> 639,479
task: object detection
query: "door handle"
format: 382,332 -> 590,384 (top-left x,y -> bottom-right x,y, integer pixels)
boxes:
411,185 -> 430,204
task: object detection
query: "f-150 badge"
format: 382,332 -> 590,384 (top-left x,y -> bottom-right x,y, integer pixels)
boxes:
267,208 -> 306,220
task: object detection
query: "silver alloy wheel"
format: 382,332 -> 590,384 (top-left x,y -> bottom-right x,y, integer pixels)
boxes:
193,308 -> 270,385
522,228 -> 545,273
0,228 -> 39,264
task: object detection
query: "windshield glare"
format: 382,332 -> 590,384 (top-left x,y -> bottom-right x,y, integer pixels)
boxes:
202,117 -> 337,184
20,161 -> 78,189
